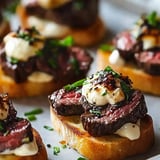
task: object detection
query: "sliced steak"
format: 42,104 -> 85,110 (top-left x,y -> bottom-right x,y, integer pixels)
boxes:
135,50 -> 160,75
81,90 -> 147,136
0,39 -> 92,83
0,118 -> 33,152
0,94 -> 33,152
49,88 -> 84,116
113,31 -> 142,60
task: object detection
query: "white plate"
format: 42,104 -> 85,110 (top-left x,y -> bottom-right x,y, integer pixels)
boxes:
11,0 -> 160,160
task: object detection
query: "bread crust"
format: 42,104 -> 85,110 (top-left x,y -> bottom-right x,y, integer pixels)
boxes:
97,50 -> 160,96
37,0 -> 71,9
0,129 -> 47,160
50,106 -> 154,160
0,67 -> 81,97
17,5 -> 106,46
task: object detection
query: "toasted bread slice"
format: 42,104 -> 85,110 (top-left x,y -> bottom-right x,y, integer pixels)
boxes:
50,106 -> 154,160
97,50 -> 160,96
0,129 -> 47,160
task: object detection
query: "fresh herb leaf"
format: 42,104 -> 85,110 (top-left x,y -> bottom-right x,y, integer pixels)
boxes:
59,36 -> 74,47
36,50 -> 43,56
9,57 -> 19,64
147,11 -> 158,27
61,144 -> 67,149
120,81 -> 133,101
24,108 -> 43,116
89,109 -> 101,117
64,78 -> 86,91
53,146 -> 60,155
100,44 -> 115,52
44,125 -> 54,131
101,91 -> 107,96
104,66 -> 120,78
26,114 -> 37,121
0,121 -> 4,131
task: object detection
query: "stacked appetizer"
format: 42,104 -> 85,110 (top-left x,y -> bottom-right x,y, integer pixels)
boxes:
48,66 -> 154,160
98,11 -> 160,96
17,0 -> 106,46
0,27 -> 92,97
0,93 -> 47,160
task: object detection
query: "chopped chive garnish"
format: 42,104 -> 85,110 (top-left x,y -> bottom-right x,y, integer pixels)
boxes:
101,91 -> 107,96
147,11 -> 158,27
100,44 -> 115,52
61,144 -> 67,149
44,125 -> 54,131
59,36 -> 74,47
53,146 -> 60,155
0,122 -> 4,131
64,78 -> 86,91
104,66 -> 120,78
26,115 -> 37,121
77,157 -> 87,160
10,57 -> 19,64
24,108 -> 43,116
89,109 -> 101,116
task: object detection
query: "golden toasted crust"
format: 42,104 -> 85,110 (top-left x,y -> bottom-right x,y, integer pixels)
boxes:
97,49 -> 160,96
50,106 -> 154,160
16,5 -> 106,46
37,0 -> 71,9
0,67 -> 80,97
0,129 -> 47,160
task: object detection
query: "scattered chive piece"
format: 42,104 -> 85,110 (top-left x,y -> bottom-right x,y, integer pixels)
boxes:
53,146 -> 60,155
89,109 -> 101,117
101,91 -> 107,96
10,57 -> 19,64
147,11 -> 158,27
26,115 -> 37,121
77,157 -> 87,160
44,125 -> 54,131
0,122 -> 4,131
64,78 -> 86,91
24,108 -> 43,116
59,36 -> 74,47
100,44 -> 115,52
61,144 -> 67,149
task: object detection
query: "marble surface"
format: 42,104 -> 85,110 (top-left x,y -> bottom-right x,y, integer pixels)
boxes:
12,1 -> 160,160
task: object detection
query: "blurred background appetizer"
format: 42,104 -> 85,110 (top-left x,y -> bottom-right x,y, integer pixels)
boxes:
17,0 -> 106,46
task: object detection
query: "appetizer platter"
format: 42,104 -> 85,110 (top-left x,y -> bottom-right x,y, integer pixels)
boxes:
0,0 -> 160,160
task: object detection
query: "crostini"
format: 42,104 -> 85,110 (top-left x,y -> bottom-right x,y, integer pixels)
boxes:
97,11 -> 160,96
48,66 -> 154,160
0,27 -> 92,97
0,93 -> 47,160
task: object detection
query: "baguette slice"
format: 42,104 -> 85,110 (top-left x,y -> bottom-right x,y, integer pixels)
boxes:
0,129 -> 47,160
50,106 -> 154,160
97,50 -> 160,96
0,67 -> 83,98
